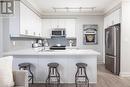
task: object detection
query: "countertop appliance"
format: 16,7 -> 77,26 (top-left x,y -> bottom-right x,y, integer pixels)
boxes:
105,24 -> 120,75
50,45 -> 66,50
51,28 -> 66,37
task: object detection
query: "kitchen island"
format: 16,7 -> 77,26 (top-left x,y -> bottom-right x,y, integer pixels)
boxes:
4,48 -> 100,84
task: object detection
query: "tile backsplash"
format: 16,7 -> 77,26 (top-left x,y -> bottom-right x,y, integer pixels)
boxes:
10,37 -> 76,51
46,37 -> 76,46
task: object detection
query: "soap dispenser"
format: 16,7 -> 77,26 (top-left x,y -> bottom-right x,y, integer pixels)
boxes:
69,40 -> 73,47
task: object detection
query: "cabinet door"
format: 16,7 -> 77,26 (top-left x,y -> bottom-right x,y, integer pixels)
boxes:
104,17 -> 107,29
107,13 -> 114,27
20,2 -> 35,36
65,19 -> 76,38
36,17 -> 42,37
50,19 -> 59,28
42,19 -> 51,38
31,13 -> 42,37
51,19 -> 66,28
113,9 -> 121,25
58,19 -> 66,28
20,2 -> 42,37
20,2 -> 30,35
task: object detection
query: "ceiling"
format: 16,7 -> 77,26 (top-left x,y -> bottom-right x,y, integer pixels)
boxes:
25,0 -> 121,16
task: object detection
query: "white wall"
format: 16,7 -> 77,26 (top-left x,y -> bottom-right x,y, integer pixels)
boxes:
120,0 -> 130,77
3,18 -> 10,52
0,18 -> 3,57
75,16 -> 104,64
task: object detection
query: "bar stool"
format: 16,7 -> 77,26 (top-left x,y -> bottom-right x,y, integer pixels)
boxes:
18,63 -> 34,84
75,63 -> 89,87
46,62 -> 60,87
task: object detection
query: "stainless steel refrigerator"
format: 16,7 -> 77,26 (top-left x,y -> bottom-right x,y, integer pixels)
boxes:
105,24 -> 120,75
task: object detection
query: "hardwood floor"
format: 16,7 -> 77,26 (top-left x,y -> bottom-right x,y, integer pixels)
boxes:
30,64 -> 130,87
96,64 -> 130,87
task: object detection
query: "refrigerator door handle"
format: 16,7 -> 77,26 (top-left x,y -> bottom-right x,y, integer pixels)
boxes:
114,26 -> 117,56
105,55 -> 116,58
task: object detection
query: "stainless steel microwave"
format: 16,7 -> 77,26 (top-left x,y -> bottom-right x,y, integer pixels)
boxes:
51,28 -> 66,37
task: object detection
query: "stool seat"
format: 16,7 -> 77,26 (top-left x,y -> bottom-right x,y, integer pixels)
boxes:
18,63 -> 32,67
76,63 -> 87,68
48,63 -> 59,68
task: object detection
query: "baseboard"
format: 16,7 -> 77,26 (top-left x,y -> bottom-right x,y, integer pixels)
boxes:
33,82 -> 96,84
120,72 -> 130,77
97,60 -> 104,64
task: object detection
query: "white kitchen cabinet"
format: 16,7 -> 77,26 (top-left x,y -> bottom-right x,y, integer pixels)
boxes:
104,9 -> 121,29
113,9 -> 121,25
65,19 -> 76,38
42,19 -> 76,38
9,1 -> 42,37
42,19 -> 52,38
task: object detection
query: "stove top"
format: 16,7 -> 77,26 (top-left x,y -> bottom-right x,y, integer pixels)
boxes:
50,46 -> 66,50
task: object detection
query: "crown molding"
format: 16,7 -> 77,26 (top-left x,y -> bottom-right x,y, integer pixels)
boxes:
103,0 -> 121,16
19,0 -> 42,18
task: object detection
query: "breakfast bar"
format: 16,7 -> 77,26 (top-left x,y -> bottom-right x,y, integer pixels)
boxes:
4,48 -> 100,84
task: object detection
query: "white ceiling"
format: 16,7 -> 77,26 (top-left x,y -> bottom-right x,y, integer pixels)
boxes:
25,0 -> 121,15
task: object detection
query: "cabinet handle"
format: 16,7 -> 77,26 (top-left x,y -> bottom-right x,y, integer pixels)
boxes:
33,32 -> 36,36
25,30 -> 28,35
112,21 -> 114,25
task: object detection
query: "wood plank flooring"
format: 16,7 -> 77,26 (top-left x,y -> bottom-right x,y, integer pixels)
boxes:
29,64 -> 130,87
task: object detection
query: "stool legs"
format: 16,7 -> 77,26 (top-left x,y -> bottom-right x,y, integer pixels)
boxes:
46,67 -> 60,87
75,67 -> 89,87
56,68 -> 60,87
83,67 -> 89,87
28,66 -> 34,84
19,65 -> 34,84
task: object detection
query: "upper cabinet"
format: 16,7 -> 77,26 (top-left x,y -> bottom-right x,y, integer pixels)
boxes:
65,19 -> 76,38
42,19 -> 52,38
42,19 -> 76,38
104,9 -> 121,29
9,1 -> 42,37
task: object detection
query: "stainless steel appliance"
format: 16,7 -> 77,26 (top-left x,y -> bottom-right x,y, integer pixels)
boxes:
105,24 -> 120,75
51,28 -> 66,37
